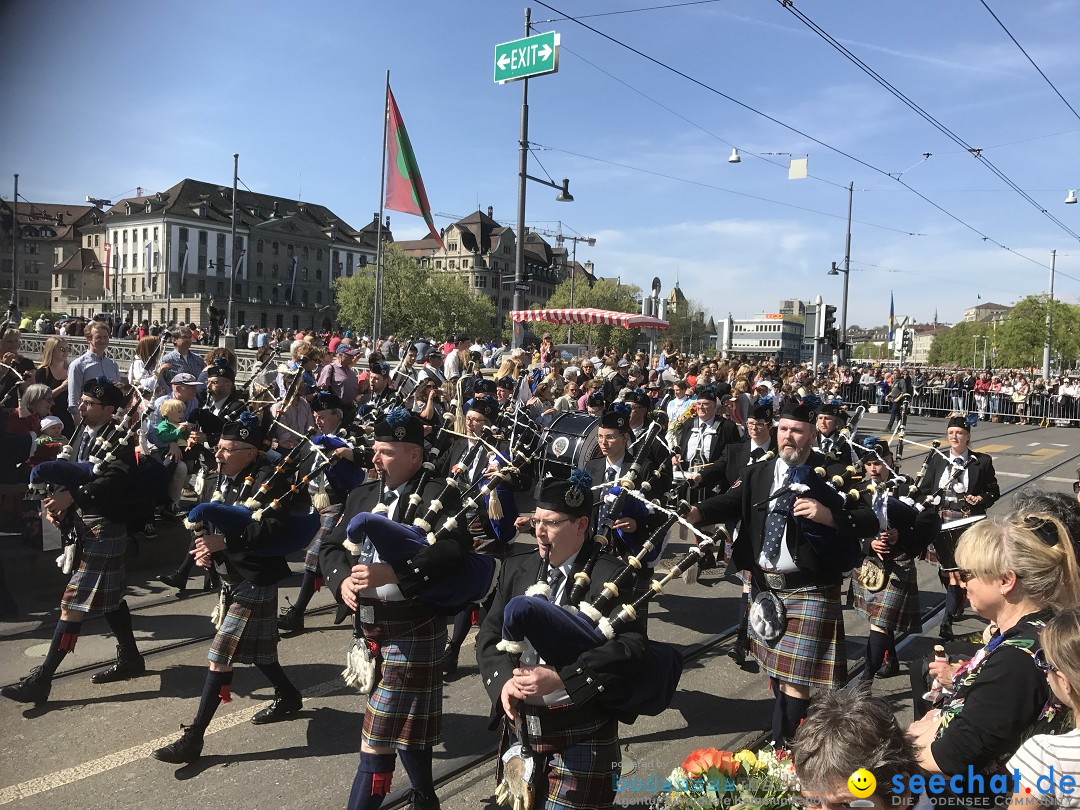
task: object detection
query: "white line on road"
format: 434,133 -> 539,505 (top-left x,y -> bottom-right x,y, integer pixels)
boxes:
0,676 -> 348,805
995,471 -> 1030,478
1028,442 -> 1041,447
1045,476 -> 1077,484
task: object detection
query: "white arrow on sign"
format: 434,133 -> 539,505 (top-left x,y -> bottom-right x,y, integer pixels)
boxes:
498,54 -> 511,70
537,43 -> 552,62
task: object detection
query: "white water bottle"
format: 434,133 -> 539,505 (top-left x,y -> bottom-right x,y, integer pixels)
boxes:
922,645 -> 949,703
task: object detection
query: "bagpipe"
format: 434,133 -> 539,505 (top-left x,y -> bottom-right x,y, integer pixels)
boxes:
855,480 -> 939,592
565,418 -> 668,607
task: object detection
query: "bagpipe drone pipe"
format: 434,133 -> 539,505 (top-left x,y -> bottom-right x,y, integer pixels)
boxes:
864,479 -> 942,560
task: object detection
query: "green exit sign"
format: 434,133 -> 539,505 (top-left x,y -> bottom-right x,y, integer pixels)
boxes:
494,31 -> 560,84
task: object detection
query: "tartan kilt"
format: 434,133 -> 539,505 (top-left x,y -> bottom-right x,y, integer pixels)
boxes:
60,518 -> 128,614
361,615 -> 446,749
750,584 -> 845,688
208,581 -> 280,666
528,717 -> 619,810
854,559 -> 921,634
304,507 -> 341,574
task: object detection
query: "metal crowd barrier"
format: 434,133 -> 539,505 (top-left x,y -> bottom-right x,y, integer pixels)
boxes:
833,384 -> 1080,427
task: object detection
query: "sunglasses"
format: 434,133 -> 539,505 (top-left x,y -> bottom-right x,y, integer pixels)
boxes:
1073,481 -> 1080,494
1034,649 -> 1059,675
956,569 -> 979,583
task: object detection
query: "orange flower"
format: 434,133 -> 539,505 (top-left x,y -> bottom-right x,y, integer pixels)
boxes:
681,748 -> 739,777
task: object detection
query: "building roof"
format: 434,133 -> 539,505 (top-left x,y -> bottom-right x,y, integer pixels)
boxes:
102,179 -> 379,249
10,201 -> 101,241
55,247 -> 101,273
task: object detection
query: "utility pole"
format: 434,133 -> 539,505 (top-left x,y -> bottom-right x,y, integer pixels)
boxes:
840,181 -> 852,359
812,294 -> 822,369
7,174 -> 18,325
1043,249 -> 1057,380
225,152 -> 239,348
512,7 -> 531,349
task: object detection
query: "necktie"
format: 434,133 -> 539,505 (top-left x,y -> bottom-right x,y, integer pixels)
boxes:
750,446 -> 766,462
873,494 -> 887,529
361,490 -> 398,564
598,467 -> 617,527
546,567 -> 565,604
762,467 -> 795,562
77,430 -> 93,462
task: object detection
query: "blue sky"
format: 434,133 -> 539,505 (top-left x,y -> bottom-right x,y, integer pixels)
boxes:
3,0 -> 1079,329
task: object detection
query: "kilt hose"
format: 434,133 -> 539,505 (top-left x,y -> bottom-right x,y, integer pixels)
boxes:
853,558 -> 921,635
749,584 -> 846,688
60,517 -> 128,614
519,714 -> 619,810
361,615 -> 446,749
208,582 -> 280,666
303,506 -> 341,575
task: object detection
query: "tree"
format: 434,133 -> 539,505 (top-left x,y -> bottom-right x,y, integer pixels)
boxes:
538,277 -> 643,355
927,321 -> 993,367
851,341 -> 887,360
334,243 -> 495,340
994,295 -> 1080,370
664,296 -> 713,357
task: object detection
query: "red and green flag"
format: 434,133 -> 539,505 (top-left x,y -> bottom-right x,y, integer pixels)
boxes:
385,86 -> 444,248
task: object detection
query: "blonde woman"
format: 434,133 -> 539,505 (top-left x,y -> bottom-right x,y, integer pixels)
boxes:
35,336 -> 73,433
129,336 -> 163,397
909,514 -> 1080,798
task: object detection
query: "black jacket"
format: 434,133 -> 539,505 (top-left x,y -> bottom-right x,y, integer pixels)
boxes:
475,540 -> 647,726
913,450 -> 1000,514
710,435 -> 777,493
697,451 -> 878,580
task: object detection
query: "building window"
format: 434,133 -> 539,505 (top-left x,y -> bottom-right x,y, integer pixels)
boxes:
275,313 -> 283,329
257,239 -> 264,252
94,234 -> 100,247
272,242 -> 279,255
316,291 -> 322,305
301,290 -> 309,305
122,255 -> 128,269
199,230 -> 207,245
272,263 -> 279,278
142,228 -> 149,241
179,227 -> 189,242
197,279 -> 206,293
67,274 -> 75,288
256,261 -> 263,277
435,260 -> 442,269
301,267 -> 308,281
117,230 -> 123,243
449,260 -> 456,270
315,267 -> 322,281
217,233 -> 226,249
302,246 -> 309,260
316,248 -> 323,261
287,244 -> 294,255
256,285 -> 264,300
271,287 -> 278,303
449,242 -> 458,251
216,282 -> 224,295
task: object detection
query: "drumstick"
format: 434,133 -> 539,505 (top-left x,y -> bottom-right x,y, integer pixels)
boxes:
902,437 -> 953,461
621,487 -> 724,547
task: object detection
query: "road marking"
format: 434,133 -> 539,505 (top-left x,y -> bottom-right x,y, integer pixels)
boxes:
1045,476 -> 1077,484
1053,443 -> 1071,448
1027,442 -> 1042,447
0,675 -> 348,805
1028,448 -> 1065,460
971,444 -> 1012,454
996,471 -> 1030,479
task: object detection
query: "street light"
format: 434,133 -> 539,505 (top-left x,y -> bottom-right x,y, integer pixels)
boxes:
558,233 -> 595,343
1066,189 -> 1077,205
827,181 -> 854,361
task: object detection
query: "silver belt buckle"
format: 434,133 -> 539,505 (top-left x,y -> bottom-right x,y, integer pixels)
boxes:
764,571 -> 786,590
526,713 -> 543,738
358,604 -> 375,624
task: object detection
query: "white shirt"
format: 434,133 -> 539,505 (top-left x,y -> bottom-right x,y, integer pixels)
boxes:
521,549 -> 580,707
361,482 -> 408,602
758,459 -> 799,573
686,419 -> 717,463
937,451 -> 971,496
747,441 -> 771,465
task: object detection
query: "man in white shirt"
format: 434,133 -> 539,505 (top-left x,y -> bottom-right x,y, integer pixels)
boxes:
67,321 -> 120,414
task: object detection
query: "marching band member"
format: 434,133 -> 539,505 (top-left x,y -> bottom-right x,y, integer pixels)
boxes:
320,408 -> 471,810
914,414 -> 1000,640
441,397 -> 519,677
815,403 -> 846,457
278,389 -> 366,634
152,414 -> 307,764
3,378 -> 146,705
853,440 -> 940,680
678,383 -> 744,501
686,398 -> 877,746
476,474 -> 647,810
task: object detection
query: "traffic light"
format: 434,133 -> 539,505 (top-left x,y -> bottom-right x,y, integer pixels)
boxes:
902,328 -> 913,354
822,304 -> 838,349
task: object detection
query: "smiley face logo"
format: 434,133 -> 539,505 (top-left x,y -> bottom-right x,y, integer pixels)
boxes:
848,769 -> 876,799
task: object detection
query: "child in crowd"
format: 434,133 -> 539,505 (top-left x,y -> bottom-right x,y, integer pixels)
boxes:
32,415 -> 65,463
152,398 -> 190,462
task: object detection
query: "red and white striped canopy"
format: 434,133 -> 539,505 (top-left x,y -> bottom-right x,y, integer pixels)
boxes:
509,307 -> 669,331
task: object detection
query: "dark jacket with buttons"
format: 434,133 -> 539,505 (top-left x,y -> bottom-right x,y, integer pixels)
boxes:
696,450 -> 878,582
475,538 -> 647,729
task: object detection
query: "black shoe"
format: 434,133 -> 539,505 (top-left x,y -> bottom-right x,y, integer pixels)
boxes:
251,690 -> 302,724
406,789 -> 442,810
442,649 -> 459,678
939,617 -> 953,641
876,656 -> 900,679
729,642 -> 746,668
158,571 -> 188,594
141,522 -> 158,539
1,667 -> 51,704
278,605 -> 304,634
152,725 -> 204,764
91,645 -> 145,684
699,551 -> 716,571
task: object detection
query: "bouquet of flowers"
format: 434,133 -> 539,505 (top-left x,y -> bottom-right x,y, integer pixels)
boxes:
662,745 -> 800,809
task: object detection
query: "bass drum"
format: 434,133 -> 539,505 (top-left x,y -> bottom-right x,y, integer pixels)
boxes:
539,412 -> 601,483
929,513 -> 985,571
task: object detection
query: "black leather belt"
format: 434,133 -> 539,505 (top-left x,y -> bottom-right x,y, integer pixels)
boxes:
759,568 -> 837,590
356,599 -> 438,625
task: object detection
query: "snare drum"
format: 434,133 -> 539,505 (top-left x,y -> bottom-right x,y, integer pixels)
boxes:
931,513 -> 986,571
538,412 -> 601,482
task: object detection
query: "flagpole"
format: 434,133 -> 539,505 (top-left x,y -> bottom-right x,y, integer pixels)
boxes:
226,152 -> 239,346
164,213 -> 170,329
373,69 -> 389,343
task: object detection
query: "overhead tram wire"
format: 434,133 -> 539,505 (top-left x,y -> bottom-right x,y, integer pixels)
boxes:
538,0 -> 725,22
528,142 -> 920,235
775,0 -> 1080,245
978,0 -> 1080,125
530,0 -> 1054,271
559,44 -> 850,190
